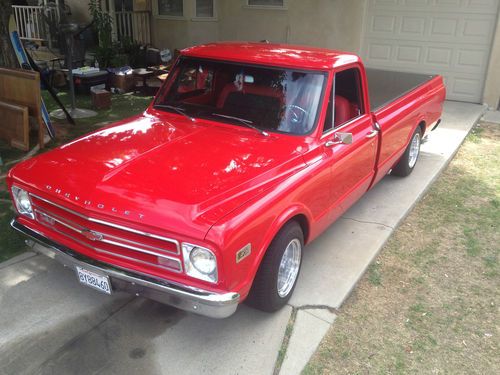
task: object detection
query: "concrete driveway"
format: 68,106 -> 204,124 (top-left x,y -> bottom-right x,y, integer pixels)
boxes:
0,101 -> 485,375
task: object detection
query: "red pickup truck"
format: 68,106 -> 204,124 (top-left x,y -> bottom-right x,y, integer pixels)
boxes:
8,42 -> 445,318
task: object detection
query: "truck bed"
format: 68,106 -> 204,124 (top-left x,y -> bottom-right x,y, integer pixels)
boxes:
366,69 -> 437,112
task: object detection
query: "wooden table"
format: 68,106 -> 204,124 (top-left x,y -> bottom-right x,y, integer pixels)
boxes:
133,68 -> 155,93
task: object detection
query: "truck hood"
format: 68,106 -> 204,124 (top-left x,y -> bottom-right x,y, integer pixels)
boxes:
10,111 -> 307,239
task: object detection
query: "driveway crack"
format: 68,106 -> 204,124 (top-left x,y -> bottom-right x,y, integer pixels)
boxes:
342,216 -> 394,229
273,307 -> 297,375
296,304 -> 341,315
274,304 -> 340,374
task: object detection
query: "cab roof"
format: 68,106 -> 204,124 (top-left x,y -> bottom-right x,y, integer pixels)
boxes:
181,42 -> 360,71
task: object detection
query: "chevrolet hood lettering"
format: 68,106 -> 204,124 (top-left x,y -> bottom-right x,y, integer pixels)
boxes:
45,185 -> 144,219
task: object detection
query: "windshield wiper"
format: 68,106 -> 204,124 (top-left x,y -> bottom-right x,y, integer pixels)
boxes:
211,113 -> 269,137
154,104 -> 195,122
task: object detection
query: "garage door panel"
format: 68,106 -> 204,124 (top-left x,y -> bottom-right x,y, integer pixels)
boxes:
430,18 -> 459,37
370,0 -> 495,13
367,42 -> 393,62
366,11 -> 497,44
463,18 -> 496,39
468,0 -> 499,10
406,0 -> 434,6
362,0 -> 499,102
396,45 -> 422,63
426,47 -> 453,67
365,39 -> 490,73
372,15 -> 397,32
400,16 -> 426,35
435,0 -> 462,7
456,49 -> 489,71
372,0 -> 399,6
450,75 -> 484,102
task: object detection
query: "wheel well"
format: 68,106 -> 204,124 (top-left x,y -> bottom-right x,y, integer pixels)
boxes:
288,214 -> 309,244
418,121 -> 426,134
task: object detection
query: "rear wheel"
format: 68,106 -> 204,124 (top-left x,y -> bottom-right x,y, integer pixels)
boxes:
246,221 -> 303,312
392,127 -> 422,177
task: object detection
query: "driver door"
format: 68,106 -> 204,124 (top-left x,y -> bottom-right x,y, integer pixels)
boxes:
321,67 -> 378,221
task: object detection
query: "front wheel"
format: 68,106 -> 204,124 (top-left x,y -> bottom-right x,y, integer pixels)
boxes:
246,221 -> 303,312
392,127 -> 422,177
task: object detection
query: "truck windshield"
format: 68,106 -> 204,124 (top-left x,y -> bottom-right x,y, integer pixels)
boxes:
154,58 -> 326,135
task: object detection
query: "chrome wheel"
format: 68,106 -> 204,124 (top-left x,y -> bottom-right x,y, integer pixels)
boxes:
408,132 -> 421,168
277,238 -> 302,298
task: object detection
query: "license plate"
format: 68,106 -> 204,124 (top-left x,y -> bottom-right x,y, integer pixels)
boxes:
76,266 -> 112,295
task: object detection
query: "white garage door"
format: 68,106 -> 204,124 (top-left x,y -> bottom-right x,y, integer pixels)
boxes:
361,0 -> 499,103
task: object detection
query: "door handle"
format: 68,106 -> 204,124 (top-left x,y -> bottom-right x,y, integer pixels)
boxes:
366,130 -> 378,139
325,140 -> 336,147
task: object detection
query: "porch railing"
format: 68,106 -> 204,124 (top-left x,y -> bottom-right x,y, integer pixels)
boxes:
115,11 -> 151,45
12,5 -> 151,46
12,5 -> 46,41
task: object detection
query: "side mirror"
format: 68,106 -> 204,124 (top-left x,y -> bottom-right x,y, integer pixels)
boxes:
325,132 -> 353,147
335,132 -> 353,144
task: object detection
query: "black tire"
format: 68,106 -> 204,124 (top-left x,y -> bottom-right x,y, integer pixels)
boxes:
392,127 -> 422,177
246,221 -> 304,312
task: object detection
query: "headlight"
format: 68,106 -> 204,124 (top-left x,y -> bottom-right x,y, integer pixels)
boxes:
182,243 -> 217,283
11,186 -> 34,219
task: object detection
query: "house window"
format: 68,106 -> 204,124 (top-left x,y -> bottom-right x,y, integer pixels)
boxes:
196,0 -> 215,18
114,0 -> 133,11
158,0 -> 184,17
247,0 -> 285,7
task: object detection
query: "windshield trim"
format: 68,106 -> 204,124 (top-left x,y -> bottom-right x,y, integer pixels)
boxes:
153,56 -> 329,137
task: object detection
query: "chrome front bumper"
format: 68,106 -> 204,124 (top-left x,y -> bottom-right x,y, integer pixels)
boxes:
11,219 -> 240,318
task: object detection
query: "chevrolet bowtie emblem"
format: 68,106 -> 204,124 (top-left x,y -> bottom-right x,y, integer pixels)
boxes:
82,229 -> 104,241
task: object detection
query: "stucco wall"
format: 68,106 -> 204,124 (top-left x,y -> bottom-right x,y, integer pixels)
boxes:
288,0 -> 364,52
483,15 -> 500,109
218,0 -> 365,52
67,1 -> 92,24
152,0 -> 365,53
152,20 -> 219,50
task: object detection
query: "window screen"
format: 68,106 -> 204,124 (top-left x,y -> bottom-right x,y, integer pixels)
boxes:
248,0 -> 284,7
158,0 -> 183,16
196,0 -> 214,17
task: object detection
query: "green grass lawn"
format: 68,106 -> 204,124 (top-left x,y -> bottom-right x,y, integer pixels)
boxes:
41,90 -> 154,141
304,122 -> 499,374
0,89 -> 153,262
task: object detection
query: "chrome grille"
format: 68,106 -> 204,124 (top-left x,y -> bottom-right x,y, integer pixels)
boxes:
30,193 -> 183,273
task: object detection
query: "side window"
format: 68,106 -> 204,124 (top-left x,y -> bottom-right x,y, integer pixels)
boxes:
323,68 -> 364,133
